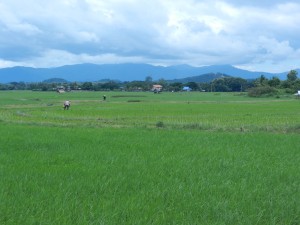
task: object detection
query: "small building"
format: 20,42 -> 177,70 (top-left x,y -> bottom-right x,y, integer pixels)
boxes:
183,86 -> 192,91
56,86 -> 65,93
152,84 -> 163,93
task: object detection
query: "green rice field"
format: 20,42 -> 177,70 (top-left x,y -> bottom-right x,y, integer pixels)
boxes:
0,91 -> 299,224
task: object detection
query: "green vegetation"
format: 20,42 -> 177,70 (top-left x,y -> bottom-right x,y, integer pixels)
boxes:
0,91 -> 299,224
1,91 -> 299,132
249,70 -> 300,97
1,69 -> 299,95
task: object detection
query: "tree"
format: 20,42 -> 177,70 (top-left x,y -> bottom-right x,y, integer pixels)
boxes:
268,76 -> 281,87
81,82 -> 93,90
225,77 -> 247,92
125,81 -> 147,91
169,82 -> 183,92
254,75 -> 268,87
282,70 -> 299,91
185,82 -> 199,91
144,76 -> 153,90
287,70 -> 298,82
156,79 -> 168,90
70,82 -> 79,90
212,78 -> 229,92
101,81 -> 120,91
0,83 -> 8,90
145,76 -> 153,83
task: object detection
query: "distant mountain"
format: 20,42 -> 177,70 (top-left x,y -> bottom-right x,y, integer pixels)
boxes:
0,63 -> 297,83
43,78 -> 69,83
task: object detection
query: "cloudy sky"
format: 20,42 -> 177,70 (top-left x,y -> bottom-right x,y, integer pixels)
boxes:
0,0 -> 299,72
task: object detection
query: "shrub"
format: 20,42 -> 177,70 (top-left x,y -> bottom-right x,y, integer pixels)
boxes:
284,88 -> 294,94
156,121 -> 164,128
248,86 -> 278,97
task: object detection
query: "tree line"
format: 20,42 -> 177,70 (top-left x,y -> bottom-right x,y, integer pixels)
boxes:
0,70 -> 298,96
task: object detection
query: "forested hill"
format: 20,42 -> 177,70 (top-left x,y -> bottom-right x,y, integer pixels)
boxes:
169,73 -> 232,83
0,63 -> 294,83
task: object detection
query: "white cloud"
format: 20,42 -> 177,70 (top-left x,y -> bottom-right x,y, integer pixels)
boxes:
0,59 -> 21,68
0,0 -> 299,72
0,2 -> 41,36
2,49 -> 149,68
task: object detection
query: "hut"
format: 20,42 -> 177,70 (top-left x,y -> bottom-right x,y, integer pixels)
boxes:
152,84 -> 163,93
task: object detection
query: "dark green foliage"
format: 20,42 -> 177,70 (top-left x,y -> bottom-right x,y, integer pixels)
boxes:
287,70 -> 298,82
81,82 -> 93,90
248,86 -> 278,97
185,82 -> 199,91
268,76 -> 281,87
156,121 -> 165,128
212,77 -> 247,92
169,82 -> 183,92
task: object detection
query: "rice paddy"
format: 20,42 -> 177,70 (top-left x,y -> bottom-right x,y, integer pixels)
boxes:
0,91 -> 299,224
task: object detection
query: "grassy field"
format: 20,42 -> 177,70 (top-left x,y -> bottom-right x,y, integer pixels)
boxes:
0,91 -> 299,224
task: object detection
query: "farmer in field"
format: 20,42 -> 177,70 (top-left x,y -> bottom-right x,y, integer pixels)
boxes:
64,100 -> 71,110
103,95 -> 106,101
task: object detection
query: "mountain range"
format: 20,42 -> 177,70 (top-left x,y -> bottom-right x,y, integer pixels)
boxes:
0,63 -> 297,83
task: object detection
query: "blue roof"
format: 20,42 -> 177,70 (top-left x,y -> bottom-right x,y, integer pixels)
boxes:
183,86 -> 192,91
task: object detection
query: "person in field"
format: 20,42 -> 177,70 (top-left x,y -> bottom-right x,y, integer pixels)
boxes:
64,100 -> 71,110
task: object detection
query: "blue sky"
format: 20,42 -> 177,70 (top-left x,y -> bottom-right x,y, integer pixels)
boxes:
0,0 -> 299,72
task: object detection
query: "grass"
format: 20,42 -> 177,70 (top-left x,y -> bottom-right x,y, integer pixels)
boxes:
0,91 -> 300,224
1,91 -> 300,132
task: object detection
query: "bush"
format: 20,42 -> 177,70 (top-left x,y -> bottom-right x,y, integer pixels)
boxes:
248,86 -> 278,97
284,88 -> 294,94
156,121 -> 165,128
